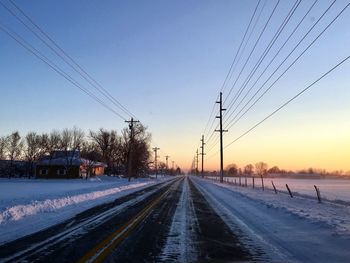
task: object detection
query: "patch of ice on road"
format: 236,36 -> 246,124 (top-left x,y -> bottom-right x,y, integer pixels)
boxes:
160,177 -> 197,262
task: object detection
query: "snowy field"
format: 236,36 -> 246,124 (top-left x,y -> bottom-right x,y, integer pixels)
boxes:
194,176 -> 350,262
209,176 -> 350,203
0,175 -> 172,244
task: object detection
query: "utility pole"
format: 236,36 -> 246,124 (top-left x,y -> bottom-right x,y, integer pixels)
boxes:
125,118 -> 139,181
165,155 -> 170,172
196,149 -> 199,176
172,160 -> 174,170
200,135 -> 205,178
193,156 -> 196,175
215,92 -> 228,183
152,147 -> 160,179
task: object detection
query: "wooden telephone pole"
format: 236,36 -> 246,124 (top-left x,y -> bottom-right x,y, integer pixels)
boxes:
125,118 -> 139,181
200,135 -> 205,178
196,149 -> 199,176
165,155 -> 170,172
215,92 -> 227,183
152,147 -> 160,179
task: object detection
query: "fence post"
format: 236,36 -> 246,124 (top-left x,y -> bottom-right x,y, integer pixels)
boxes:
253,176 -> 255,188
271,181 -> 277,194
234,179 -> 237,185
314,185 -> 321,203
245,177 -> 247,187
261,175 -> 264,191
239,176 -> 241,186
286,184 -> 293,198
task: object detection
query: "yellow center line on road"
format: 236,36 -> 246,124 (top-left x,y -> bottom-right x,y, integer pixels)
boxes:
76,186 -> 173,263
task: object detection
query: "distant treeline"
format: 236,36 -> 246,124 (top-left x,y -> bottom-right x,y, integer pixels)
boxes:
0,124 -> 179,178
193,162 -> 350,178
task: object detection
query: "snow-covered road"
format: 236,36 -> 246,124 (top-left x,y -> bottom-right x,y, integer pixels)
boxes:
192,176 -> 350,263
160,175 -> 197,262
2,175 -> 349,262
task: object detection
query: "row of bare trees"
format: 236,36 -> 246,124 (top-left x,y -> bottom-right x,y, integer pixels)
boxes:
224,162 -> 268,177
0,123 -> 152,178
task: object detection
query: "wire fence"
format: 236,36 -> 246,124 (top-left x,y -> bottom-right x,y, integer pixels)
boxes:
206,176 -> 350,204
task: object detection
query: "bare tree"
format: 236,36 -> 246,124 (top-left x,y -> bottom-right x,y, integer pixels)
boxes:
255,162 -> 268,190
158,161 -> 167,175
244,164 -> 254,175
90,129 -> 120,175
48,130 -> 62,153
268,166 -> 280,174
0,136 -> 9,160
226,163 -> 238,176
0,136 -> 9,177
25,132 -> 42,178
60,127 -> 85,177
81,141 -> 102,179
121,123 -> 151,178
244,164 -> 254,188
7,131 -> 23,177
36,130 -> 62,160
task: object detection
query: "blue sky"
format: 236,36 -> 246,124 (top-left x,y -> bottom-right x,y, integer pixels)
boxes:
1,0 -> 350,171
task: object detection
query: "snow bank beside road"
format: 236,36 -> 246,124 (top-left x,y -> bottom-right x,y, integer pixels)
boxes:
0,182 -> 148,223
0,176 -> 172,244
192,177 -> 350,263
206,178 -> 350,235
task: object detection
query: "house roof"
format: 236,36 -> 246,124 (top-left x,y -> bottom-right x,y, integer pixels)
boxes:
36,157 -> 107,168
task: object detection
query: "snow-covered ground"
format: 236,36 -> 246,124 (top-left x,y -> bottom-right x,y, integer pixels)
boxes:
209,176 -> 350,203
0,175 -> 172,244
193,176 -> 350,263
266,178 -> 350,202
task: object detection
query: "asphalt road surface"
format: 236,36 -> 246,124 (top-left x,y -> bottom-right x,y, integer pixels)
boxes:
0,176 -> 262,262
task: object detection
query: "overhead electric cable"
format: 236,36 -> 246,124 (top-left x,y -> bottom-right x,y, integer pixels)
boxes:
203,0 -> 267,147
225,0 -> 301,116
225,0 -> 346,131
220,0 -> 262,93
0,21 -> 128,121
223,0 -> 318,127
225,54 -> 350,149
224,0 -> 280,103
1,0 -> 137,120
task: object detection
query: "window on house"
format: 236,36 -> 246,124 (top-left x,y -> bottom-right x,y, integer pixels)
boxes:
57,169 -> 67,175
39,169 -> 48,175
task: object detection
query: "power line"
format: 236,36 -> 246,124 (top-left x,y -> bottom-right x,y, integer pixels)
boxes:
203,94 -> 219,139
220,0 -> 262,93
0,21 -> 128,121
224,0 -> 301,119
204,0 -> 269,146
225,0 -> 347,131
1,0 -> 137,120
203,0 -> 266,146
225,54 -> 350,149
224,0 -> 280,104
223,0 -> 319,128
222,0 -> 268,95
208,0 -> 336,163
